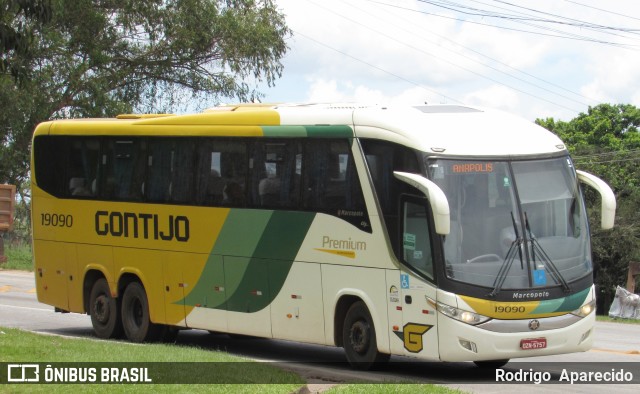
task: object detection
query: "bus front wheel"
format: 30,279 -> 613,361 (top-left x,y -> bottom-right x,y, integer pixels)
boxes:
121,282 -> 159,342
342,301 -> 389,370
89,278 -> 122,339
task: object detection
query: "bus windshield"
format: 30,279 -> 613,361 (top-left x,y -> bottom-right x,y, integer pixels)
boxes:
427,156 -> 591,291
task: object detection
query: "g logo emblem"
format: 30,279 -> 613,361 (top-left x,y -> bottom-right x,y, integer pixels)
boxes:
401,323 -> 433,353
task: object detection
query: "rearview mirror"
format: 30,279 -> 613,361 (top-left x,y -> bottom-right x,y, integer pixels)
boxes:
393,171 -> 450,235
576,170 -> 616,230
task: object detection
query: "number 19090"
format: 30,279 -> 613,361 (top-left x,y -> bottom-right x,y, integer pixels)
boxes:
41,213 -> 73,228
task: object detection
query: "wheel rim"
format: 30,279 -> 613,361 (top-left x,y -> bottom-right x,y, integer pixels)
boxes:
131,298 -> 143,328
349,320 -> 370,354
94,294 -> 110,324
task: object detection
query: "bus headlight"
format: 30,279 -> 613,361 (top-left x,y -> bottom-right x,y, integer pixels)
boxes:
436,302 -> 491,325
571,299 -> 596,317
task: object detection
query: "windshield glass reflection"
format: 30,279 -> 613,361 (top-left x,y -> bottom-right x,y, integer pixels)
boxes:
427,157 -> 590,291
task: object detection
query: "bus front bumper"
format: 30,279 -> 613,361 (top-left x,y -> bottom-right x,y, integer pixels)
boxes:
437,312 -> 595,362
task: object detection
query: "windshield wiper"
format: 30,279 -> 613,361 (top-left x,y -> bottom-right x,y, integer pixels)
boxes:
524,212 -> 571,293
489,212 -> 523,297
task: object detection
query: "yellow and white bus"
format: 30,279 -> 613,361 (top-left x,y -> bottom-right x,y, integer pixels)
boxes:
31,103 -> 616,368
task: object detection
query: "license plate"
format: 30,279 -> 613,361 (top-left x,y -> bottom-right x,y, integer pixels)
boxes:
520,338 -> 547,350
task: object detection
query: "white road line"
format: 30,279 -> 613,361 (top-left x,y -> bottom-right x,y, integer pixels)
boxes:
0,304 -> 54,312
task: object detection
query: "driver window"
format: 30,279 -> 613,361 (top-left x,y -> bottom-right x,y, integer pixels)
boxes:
402,198 -> 434,280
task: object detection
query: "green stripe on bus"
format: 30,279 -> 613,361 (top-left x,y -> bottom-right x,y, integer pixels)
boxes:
305,125 -> 353,138
261,125 -> 353,138
261,126 -> 308,137
180,210 -> 316,312
531,287 -> 590,314
211,209 -> 273,257
555,287 -> 590,312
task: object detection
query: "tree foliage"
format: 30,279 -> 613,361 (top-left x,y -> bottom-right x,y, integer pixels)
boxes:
1,0 -> 53,81
537,104 -> 640,302
0,0 -> 291,197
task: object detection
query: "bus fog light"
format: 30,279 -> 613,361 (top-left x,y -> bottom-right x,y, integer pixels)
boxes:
459,339 -> 477,353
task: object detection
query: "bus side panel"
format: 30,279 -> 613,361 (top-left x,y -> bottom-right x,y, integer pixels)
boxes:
321,264 -> 389,352
182,254 -> 227,331
271,262 -> 324,344
64,243 -> 82,313
225,255 -> 272,338
162,251 -> 188,327
385,269 -> 405,355
33,240 -> 70,311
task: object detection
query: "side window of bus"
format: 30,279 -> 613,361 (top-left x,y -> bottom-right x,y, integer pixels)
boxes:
196,139 -> 248,207
250,140 -> 301,209
102,139 -> 146,201
33,136 -> 67,197
401,197 -> 435,281
303,139 -> 368,226
361,140 -> 421,254
146,139 -> 195,204
67,137 -> 101,198
169,139 -> 195,204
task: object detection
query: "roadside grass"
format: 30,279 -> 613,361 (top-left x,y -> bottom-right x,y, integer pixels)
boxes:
0,327 -> 303,393
1,242 -> 33,271
327,385 -> 465,394
0,328 -> 462,393
596,315 -> 640,325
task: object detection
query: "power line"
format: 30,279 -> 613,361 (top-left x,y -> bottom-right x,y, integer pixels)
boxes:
564,0 -> 640,24
354,0 -> 598,106
370,0 -> 640,49
304,0 -> 583,113
290,30 -> 462,104
486,0 -> 640,35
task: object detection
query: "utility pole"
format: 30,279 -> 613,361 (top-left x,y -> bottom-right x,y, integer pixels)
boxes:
627,261 -> 640,293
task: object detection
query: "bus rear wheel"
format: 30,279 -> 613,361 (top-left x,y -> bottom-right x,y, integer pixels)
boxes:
342,301 -> 389,370
89,278 -> 122,339
121,282 -> 160,342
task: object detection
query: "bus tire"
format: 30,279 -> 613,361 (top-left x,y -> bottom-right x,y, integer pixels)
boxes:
342,301 -> 389,370
121,282 -> 159,342
89,278 -> 123,339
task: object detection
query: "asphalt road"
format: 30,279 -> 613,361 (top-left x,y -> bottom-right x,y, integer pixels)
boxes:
1,269 -> 639,393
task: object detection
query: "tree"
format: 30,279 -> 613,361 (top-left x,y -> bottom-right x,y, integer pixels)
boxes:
537,104 -> 640,307
1,0 -> 53,81
0,0 -> 291,230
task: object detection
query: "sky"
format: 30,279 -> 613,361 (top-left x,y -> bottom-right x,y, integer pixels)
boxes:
258,0 -> 640,121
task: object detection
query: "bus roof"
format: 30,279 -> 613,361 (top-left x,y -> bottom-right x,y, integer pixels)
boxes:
34,103 -> 565,157
275,103 -> 566,157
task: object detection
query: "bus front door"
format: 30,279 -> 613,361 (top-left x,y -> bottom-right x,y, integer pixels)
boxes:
398,196 -> 440,360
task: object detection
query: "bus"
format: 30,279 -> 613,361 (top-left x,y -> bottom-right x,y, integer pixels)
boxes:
31,103 -> 616,368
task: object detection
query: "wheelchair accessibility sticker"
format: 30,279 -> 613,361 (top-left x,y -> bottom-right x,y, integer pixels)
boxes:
401,273 -> 410,289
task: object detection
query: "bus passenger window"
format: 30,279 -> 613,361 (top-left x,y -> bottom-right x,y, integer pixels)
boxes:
146,139 -> 172,203
251,140 -> 300,209
169,140 -> 195,204
195,146 -> 223,205
303,139 -> 369,230
67,138 -> 101,198
196,140 -> 248,207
